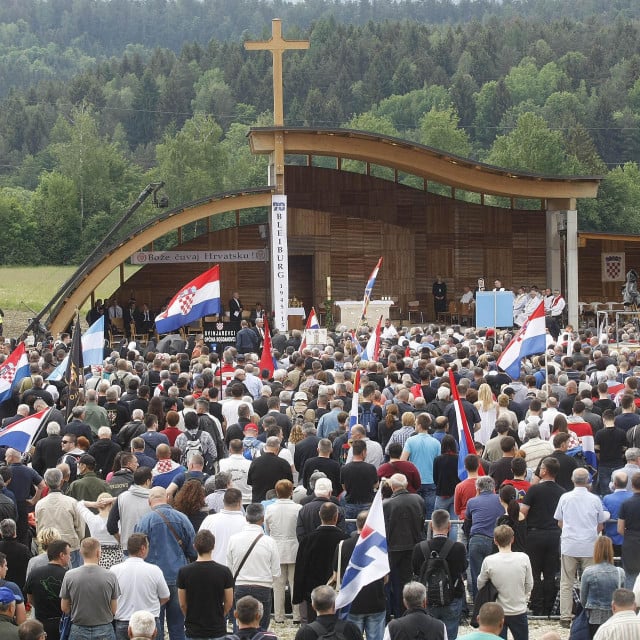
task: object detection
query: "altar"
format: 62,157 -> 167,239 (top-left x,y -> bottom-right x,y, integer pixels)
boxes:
287,307 -> 306,331
335,300 -> 394,330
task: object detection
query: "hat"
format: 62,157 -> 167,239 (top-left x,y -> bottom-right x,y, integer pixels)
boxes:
293,391 -> 307,402
236,354 -> 246,361
244,423 -> 258,433
0,587 -> 16,605
79,454 -> 96,467
309,470 -> 327,490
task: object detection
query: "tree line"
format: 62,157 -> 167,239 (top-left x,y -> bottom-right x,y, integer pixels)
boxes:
2,1 -> 640,264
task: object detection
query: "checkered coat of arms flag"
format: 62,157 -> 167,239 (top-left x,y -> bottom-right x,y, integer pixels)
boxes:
603,253 -> 625,281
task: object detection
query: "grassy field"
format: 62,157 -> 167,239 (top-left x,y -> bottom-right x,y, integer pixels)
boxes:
0,265 -> 140,311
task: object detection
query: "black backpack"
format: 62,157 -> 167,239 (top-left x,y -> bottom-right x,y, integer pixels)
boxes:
358,404 -> 379,441
418,538 -> 455,607
309,620 -> 349,640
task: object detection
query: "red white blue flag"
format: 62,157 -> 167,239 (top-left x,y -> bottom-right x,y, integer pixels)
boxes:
335,486 -> 389,614
0,342 -> 29,405
155,265 -> 221,334
497,300 -> 547,380
348,369 -> 361,433
361,316 -> 383,362
300,307 -> 320,350
360,257 -> 382,320
0,407 -> 52,452
449,369 -> 483,481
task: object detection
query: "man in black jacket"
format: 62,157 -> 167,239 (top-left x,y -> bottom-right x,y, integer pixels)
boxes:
382,473 -> 426,618
296,478 -> 346,540
385,582 -> 446,640
31,422 -> 63,476
294,585 -> 362,640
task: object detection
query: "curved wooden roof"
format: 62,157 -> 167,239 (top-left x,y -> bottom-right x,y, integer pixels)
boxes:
48,188 -> 274,335
248,127 -> 601,200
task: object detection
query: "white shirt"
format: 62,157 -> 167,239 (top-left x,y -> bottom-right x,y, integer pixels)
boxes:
550,295 -> 566,317
554,486 -> 608,557
381,324 -> 398,340
76,502 -> 120,546
227,524 -> 281,587
244,373 -> 263,400
593,610 -> 640,640
199,510 -> 246,565
219,455 -> 252,504
221,398 -> 245,427
110,556 -> 170,619
460,291 -> 474,304
264,499 -> 302,564
345,438 -> 384,468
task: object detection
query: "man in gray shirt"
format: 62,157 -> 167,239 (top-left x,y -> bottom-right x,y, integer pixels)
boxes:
60,537 -> 120,640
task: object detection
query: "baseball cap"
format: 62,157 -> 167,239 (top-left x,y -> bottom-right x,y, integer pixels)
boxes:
79,454 -> 96,466
293,391 -> 307,402
244,423 -> 258,433
0,587 -> 16,605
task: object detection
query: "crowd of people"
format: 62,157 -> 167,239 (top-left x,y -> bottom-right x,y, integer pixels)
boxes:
3,314 -> 640,640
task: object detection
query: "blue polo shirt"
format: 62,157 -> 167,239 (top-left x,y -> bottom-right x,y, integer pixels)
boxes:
403,432 -> 441,484
466,492 -> 504,537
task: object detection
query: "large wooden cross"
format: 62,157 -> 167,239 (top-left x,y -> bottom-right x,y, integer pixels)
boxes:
245,19 -> 310,127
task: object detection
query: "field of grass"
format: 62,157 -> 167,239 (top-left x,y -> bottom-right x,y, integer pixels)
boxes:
0,265 -> 140,312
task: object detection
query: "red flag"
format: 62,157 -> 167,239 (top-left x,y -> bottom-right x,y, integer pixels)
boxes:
405,345 -> 411,358
258,316 -> 275,379
448,369 -> 484,480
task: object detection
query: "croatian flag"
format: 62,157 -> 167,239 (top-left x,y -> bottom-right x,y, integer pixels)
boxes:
569,421 -> 598,470
48,316 -> 106,382
155,265 -> 221,335
497,301 -> 547,380
335,486 -> 389,614
0,342 -> 30,404
360,257 -> 382,321
449,369 -> 483,480
258,316 -> 276,378
300,307 -> 320,350
349,369 -> 361,433
0,407 -> 52,452
361,316 -> 383,361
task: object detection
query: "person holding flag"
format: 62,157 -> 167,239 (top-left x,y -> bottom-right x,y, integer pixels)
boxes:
359,258 -> 382,323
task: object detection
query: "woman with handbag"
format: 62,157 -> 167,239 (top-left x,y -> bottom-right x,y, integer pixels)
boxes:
578,536 -> 624,638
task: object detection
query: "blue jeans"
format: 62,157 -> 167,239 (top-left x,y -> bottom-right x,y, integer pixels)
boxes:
427,596 -> 464,640
597,465 -> 614,496
468,534 -> 494,599
434,495 -> 457,540
347,611 -> 386,640
625,570 -> 638,590
160,584 -> 185,640
344,502 -> 371,535
234,585 -> 272,631
70,550 -> 83,568
70,623 -> 115,640
500,613 -> 529,640
420,484 -> 436,520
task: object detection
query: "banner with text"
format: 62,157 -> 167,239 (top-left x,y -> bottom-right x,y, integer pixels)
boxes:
271,195 -> 289,332
131,249 -> 267,265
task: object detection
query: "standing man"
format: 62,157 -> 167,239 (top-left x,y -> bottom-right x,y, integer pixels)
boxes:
107,466 -> 153,548
227,504 -> 280,631
603,471 -> 631,558
67,455 -> 109,502
411,510 -> 467,640
616,471 -> 640,588
432,276 -> 447,317
247,437 -> 293,503
199,488 -> 246,566
24,539 -> 70,640
229,292 -> 243,328
340,441 -> 378,533
553,468 -> 608,628
384,582 -> 446,640
3,448 -> 44,546
400,415 -> 441,519
383,474 -> 425,618
477,525 -> 533,640
134,487 -> 196,640
594,409 -> 627,496
463,603 -> 505,640
519,457 -> 565,617
294,586 -> 362,640
593,589 -> 640,639
60,538 -> 120,640
110,533 -> 170,640
177,530 -> 234,640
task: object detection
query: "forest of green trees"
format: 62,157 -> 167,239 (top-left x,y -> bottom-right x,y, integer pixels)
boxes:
2,0 -> 640,265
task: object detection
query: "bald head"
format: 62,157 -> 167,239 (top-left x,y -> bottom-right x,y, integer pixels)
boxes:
148,487 -> 167,505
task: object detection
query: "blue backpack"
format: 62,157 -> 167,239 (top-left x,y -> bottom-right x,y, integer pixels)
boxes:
358,404 -> 379,441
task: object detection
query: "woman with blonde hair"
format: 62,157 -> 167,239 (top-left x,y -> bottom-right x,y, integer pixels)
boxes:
474,383 -> 498,445
497,393 -> 518,430
25,527 -> 63,580
75,492 -> 123,568
580,536 -> 624,637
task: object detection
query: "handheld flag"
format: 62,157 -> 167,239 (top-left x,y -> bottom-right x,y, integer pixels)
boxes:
300,307 -> 320,350
82,316 -> 105,367
449,369 -> 483,481
348,369 -> 361,433
0,407 -> 52,452
0,342 -> 29,405
258,316 -> 275,379
335,486 -> 389,614
361,316 -> 383,362
497,301 -> 547,380
350,332 -> 363,357
155,265 -> 221,334
65,315 -> 83,420
360,257 -> 382,321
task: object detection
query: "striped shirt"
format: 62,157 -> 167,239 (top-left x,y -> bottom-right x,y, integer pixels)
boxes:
593,610 -> 640,640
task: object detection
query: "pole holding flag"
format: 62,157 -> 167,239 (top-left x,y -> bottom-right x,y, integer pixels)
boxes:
359,257 -> 383,324
348,369 -> 361,435
65,313 -> 84,421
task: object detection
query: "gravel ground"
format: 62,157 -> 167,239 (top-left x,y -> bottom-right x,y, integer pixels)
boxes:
2,309 -> 35,340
